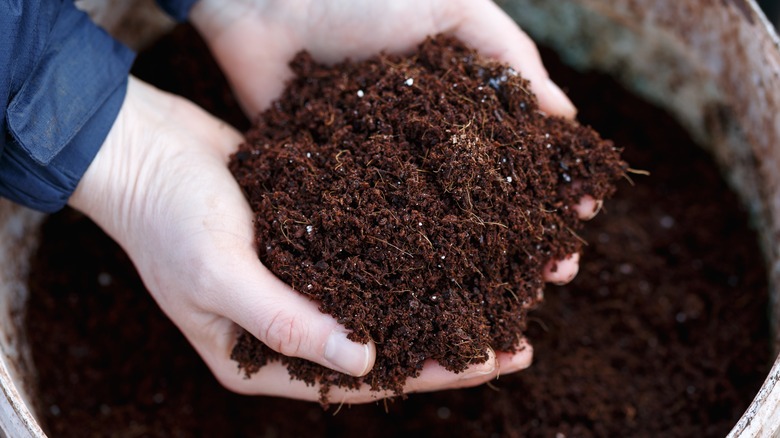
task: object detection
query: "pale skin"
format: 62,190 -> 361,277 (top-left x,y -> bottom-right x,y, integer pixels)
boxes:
70,0 -> 599,404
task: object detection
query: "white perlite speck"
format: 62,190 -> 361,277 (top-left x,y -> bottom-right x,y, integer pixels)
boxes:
405,78 -> 414,86
357,89 -> 364,97
97,272 -> 112,287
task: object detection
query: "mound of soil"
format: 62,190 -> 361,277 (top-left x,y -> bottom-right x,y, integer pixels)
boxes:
24,25 -> 771,437
229,35 -> 625,396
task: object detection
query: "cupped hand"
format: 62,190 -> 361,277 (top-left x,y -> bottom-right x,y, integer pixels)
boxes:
189,0 -> 594,245
190,1 -> 596,287
71,0 -> 603,402
190,0 -> 576,118
69,77 -> 531,402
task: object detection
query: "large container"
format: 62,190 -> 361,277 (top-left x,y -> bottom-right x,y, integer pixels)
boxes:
2,0 -> 780,435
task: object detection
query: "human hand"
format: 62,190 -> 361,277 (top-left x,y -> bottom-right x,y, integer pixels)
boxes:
190,0 -> 577,118
189,2 -> 598,292
188,0 -> 599,266
69,76 -> 530,402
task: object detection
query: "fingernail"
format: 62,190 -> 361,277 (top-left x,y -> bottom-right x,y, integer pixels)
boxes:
507,345 -> 534,371
545,79 -> 577,118
582,198 -> 603,220
552,254 -> 580,285
459,349 -> 496,380
324,330 -> 372,376
592,199 -> 604,216
468,362 -> 496,377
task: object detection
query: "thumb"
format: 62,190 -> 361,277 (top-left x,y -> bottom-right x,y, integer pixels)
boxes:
209,254 -> 376,377
451,0 -> 577,119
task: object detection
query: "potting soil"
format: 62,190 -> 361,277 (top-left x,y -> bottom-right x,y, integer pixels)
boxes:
228,35 -> 625,397
24,25 -> 771,437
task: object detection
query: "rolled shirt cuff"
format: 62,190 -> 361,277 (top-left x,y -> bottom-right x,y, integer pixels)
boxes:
0,2 -> 134,212
156,0 -> 200,22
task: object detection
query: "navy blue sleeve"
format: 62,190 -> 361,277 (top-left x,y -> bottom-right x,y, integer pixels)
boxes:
0,0 -> 135,212
156,0 -> 200,22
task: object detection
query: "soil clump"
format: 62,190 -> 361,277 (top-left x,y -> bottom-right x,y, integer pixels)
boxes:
229,35 -> 625,396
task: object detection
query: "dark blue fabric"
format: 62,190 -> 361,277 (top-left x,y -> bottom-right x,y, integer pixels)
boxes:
156,0 -> 199,22
0,0 -> 134,212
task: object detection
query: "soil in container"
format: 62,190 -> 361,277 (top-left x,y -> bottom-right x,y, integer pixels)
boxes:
24,25 -> 771,437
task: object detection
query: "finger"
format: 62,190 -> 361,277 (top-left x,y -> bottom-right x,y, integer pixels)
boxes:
197,314 -> 531,400
222,41 -> 296,116
495,338 -> 534,378
211,359 -> 345,399
402,348 -> 500,393
543,252 -> 580,285
206,253 -> 376,377
327,346 -> 532,404
192,106 -> 245,160
208,343 -> 531,403
449,0 -> 576,119
573,195 -> 603,221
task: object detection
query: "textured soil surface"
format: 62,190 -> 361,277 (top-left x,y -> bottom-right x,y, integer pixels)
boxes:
229,35 -> 625,396
25,26 -> 772,437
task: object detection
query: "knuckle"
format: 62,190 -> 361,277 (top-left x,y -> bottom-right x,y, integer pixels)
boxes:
262,311 -> 306,357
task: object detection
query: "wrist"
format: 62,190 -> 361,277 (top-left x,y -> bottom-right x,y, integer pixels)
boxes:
69,77 -> 168,247
70,75 -> 244,259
